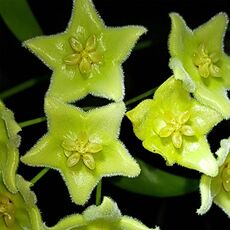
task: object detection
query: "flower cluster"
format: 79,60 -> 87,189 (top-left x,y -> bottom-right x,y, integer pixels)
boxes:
1,0 -> 230,228
127,12 -> 230,216
1,0 -> 159,229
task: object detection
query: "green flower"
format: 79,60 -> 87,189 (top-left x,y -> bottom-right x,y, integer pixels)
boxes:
46,196 -> 159,230
23,0 -> 146,102
21,98 -> 140,205
169,13 -> 230,118
0,101 -> 21,193
0,172 -> 43,229
197,138 -> 230,216
127,77 -> 222,176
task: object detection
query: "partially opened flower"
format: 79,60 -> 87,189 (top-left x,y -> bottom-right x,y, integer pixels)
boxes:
46,196 -> 159,230
127,77 -> 222,176
0,101 -> 21,193
169,13 -> 230,118
23,0 -> 146,102
197,138 -> 230,216
21,98 -> 140,205
0,172 -> 43,229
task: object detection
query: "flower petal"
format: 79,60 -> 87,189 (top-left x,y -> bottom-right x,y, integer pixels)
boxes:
0,102 -> 20,193
126,99 -> 154,140
197,175 -> 213,215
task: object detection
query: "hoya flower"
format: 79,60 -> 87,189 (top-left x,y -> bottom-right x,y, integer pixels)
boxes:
0,101 -> 21,193
0,172 -> 43,229
197,138 -> 230,216
46,196 -> 159,230
23,0 -> 146,102
127,77 -> 222,176
21,97 -> 140,205
169,13 -> 230,118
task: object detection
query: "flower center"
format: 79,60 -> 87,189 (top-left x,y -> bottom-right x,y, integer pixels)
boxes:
0,194 -> 15,227
61,132 -> 103,170
193,43 -> 221,78
222,161 -> 230,192
159,110 -> 194,148
64,34 -> 102,74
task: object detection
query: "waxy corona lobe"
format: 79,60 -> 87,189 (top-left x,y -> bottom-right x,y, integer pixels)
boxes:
193,43 -> 221,78
23,0 -> 146,102
64,34 -> 102,74
159,110 -> 195,149
61,132 -> 103,170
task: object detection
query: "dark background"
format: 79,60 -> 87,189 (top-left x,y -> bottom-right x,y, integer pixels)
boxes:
0,0 -> 230,229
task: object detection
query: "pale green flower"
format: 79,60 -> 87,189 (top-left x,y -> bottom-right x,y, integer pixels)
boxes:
197,138 -> 230,216
46,196 -> 159,230
21,98 -> 140,205
0,172 -> 43,229
127,77 -> 222,176
23,0 -> 146,102
0,101 -> 21,193
169,13 -> 230,118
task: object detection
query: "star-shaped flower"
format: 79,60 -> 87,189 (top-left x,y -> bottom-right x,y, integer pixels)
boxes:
23,0 -> 146,102
168,13 -> 230,119
47,196 -> 159,230
21,98 -> 140,205
0,101 -> 21,193
197,138 -> 230,216
126,77 -> 222,176
0,172 -> 44,229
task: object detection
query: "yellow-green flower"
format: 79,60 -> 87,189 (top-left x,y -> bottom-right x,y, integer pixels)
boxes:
127,77 -> 222,176
21,98 -> 140,205
46,196 -> 159,230
0,172 -> 43,229
197,138 -> 230,216
23,0 -> 146,102
169,13 -> 230,118
0,101 -> 21,193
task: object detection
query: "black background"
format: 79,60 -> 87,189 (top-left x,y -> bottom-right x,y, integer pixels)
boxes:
0,0 -> 230,229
